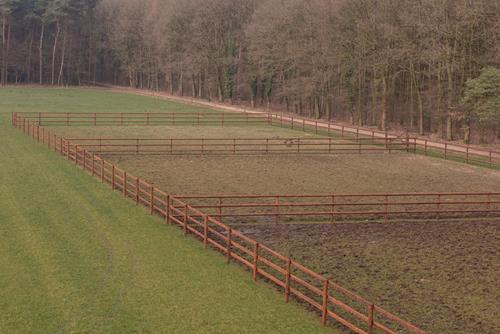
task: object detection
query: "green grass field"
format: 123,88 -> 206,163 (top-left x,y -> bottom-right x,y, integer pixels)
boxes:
3,87 -> 500,334
0,88 -> 336,333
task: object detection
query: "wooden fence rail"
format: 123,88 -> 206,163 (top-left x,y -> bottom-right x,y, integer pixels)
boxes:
12,113 -> 428,333
64,137 -> 417,155
173,193 -> 500,223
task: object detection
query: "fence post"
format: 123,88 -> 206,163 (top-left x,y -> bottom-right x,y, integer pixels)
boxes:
315,121 -> 318,134
112,165 -> 115,190
444,143 -> 447,160
123,171 -> 127,197
183,204 -> 188,234
437,194 -> 441,219
92,153 -> 95,176
321,280 -> 329,325
136,178 -> 140,204
151,186 -> 155,214
226,228 -> 232,264
384,195 -> 389,222
83,149 -> 86,171
368,304 -> 375,334
341,125 -> 344,138
218,198 -> 223,221
253,243 -> 259,281
75,145 -> 79,166
48,130 -> 51,148
166,195 -> 171,223
275,196 -> 280,223
466,146 -> 469,164
101,159 -> 105,183
424,140 -> 428,155
331,195 -> 335,222
291,116 -> 294,129
285,259 -> 291,303
203,215 -> 208,248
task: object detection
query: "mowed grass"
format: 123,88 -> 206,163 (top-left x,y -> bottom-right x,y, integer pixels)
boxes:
0,88 -> 337,333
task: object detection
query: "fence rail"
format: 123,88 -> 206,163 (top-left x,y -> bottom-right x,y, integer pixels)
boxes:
65,137 -> 416,155
174,193 -> 500,223
12,112 -> 427,334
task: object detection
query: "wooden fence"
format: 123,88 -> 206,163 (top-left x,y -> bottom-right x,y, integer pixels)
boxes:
174,193 -> 500,223
13,113 -> 427,334
13,111 -> 500,168
12,111 -> 268,126
265,112 -> 500,169
65,137 -> 416,155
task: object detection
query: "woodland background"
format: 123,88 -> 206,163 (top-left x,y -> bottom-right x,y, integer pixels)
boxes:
1,0 -> 499,143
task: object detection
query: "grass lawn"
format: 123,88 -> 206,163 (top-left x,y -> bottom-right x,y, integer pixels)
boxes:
0,87 -> 337,333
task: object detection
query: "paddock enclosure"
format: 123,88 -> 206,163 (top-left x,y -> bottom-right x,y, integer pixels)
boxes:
10,92 -> 500,334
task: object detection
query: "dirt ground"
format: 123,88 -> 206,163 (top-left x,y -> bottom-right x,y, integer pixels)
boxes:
100,153 -> 500,195
236,220 -> 500,334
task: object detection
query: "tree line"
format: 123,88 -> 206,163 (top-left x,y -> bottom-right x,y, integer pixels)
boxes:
1,0 -> 499,143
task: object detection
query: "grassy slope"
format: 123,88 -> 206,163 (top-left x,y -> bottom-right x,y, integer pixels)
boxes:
0,88 -> 335,333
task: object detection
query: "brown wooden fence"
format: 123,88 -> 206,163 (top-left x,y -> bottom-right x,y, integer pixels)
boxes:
265,112 -> 500,168
174,193 -> 500,223
65,137 -> 416,155
13,112 -> 427,334
13,111 -> 500,168
12,111 -> 268,126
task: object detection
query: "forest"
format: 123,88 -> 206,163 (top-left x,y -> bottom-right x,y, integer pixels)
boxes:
1,0 -> 499,143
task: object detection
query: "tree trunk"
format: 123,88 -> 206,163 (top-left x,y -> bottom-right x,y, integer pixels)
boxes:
57,24 -> 67,85
446,60 -> 453,141
26,27 -> 34,82
39,23 -> 45,84
51,20 -> 60,85
381,74 -> 388,131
